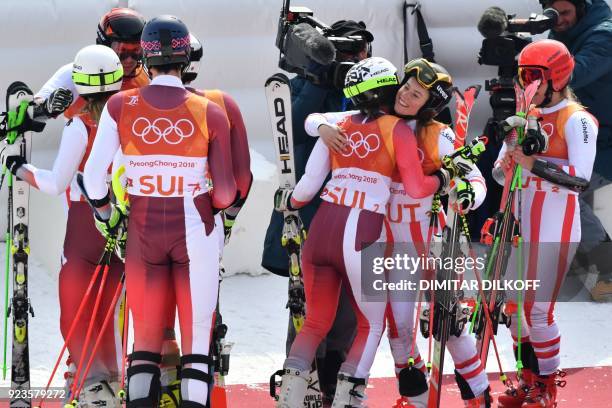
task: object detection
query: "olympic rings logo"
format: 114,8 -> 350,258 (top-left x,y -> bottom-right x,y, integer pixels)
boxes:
542,123 -> 554,139
132,117 -> 195,145
341,131 -> 381,158
417,148 -> 424,163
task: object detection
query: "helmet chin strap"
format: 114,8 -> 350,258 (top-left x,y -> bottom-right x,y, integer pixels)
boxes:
536,81 -> 555,108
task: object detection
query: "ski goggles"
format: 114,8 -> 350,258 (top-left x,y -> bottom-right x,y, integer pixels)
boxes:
403,58 -> 451,89
72,67 -> 124,88
111,41 -> 144,61
518,66 -> 546,87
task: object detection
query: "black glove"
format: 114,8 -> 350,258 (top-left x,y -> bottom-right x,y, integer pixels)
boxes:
522,116 -> 548,156
43,88 -> 73,117
1,147 -> 27,175
434,167 -> 454,195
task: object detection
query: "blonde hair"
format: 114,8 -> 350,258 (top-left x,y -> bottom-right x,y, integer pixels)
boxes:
562,86 -> 579,103
81,94 -> 112,123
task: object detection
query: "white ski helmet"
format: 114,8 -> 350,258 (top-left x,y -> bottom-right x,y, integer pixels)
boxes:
72,44 -> 123,95
343,57 -> 399,110
182,34 -> 203,84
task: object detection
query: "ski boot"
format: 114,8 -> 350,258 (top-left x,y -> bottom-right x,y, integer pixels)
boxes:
463,387 -> 492,408
76,378 -> 121,408
159,379 -> 180,408
498,369 -> 534,408
273,367 -> 309,408
159,330 -> 181,407
392,366 -> 428,408
454,369 -> 492,408
521,371 -> 566,408
331,373 -> 367,408
63,356 -> 76,403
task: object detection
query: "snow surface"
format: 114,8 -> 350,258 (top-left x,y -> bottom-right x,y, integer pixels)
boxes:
0,256 -> 610,389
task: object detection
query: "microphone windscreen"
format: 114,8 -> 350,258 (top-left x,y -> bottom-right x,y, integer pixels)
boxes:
478,6 -> 508,38
292,23 -> 336,65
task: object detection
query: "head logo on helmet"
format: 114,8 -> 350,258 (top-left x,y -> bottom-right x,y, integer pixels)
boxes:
343,57 -> 399,114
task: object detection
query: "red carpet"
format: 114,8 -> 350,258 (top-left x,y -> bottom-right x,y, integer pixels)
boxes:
224,366 -> 612,407
15,367 -> 611,407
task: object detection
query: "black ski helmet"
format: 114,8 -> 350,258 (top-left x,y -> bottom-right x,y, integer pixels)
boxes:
141,15 -> 191,69
400,58 -> 453,122
343,57 -> 399,114
96,8 -> 146,46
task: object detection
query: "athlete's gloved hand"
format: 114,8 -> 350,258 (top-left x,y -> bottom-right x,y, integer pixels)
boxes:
522,115 -> 548,156
222,211 -> 237,245
42,88 -> 73,117
502,115 -> 528,146
0,145 -> 27,176
274,188 -> 295,212
448,151 -> 476,177
94,203 -> 127,242
434,167 -> 455,195
449,179 -> 475,213
502,115 -> 528,134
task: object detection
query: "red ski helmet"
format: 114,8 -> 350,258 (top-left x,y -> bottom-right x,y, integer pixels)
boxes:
518,39 -> 575,91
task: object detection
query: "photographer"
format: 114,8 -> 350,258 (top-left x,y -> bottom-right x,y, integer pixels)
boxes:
543,0 -> 612,301
262,19 -> 372,405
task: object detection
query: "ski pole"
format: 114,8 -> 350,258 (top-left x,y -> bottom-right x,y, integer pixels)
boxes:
459,214 -> 510,386
118,290 -> 129,401
71,274 -> 125,404
35,249 -> 110,408
2,171 -> 12,380
67,247 -> 114,404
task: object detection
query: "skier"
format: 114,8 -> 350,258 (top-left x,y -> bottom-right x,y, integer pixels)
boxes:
182,34 -> 252,245
32,8 -> 187,401
305,58 -> 491,407
82,15 -> 236,407
495,39 -> 597,408
272,57 -> 454,408
264,20 -> 374,405
151,34 -> 253,407
34,7 -> 148,120
1,44 -> 125,406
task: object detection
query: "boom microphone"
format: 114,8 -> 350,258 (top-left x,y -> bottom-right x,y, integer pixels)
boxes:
478,6 -> 508,39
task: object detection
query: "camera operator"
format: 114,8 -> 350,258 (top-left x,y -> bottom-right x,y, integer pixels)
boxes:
542,0 -> 612,301
262,19 -> 373,405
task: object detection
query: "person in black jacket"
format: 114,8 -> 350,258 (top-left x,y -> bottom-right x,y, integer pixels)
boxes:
262,19 -> 372,405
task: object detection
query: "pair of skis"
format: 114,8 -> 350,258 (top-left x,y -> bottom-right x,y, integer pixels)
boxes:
265,73 -> 322,407
471,80 -> 541,376
0,82 -> 45,408
419,85 -> 485,408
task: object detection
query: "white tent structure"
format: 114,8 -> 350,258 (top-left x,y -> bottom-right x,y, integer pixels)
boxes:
1,0 -> 610,277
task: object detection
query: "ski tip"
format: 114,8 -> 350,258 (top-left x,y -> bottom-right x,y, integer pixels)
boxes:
6,81 -> 33,100
265,73 -> 290,87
